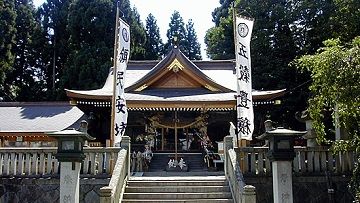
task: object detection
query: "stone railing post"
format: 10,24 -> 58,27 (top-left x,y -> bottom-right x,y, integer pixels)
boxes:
121,136 -> 131,179
242,185 -> 256,203
99,186 -> 112,203
224,136 -> 233,175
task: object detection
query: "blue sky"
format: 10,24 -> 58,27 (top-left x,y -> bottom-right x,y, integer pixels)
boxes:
33,0 -> 220,59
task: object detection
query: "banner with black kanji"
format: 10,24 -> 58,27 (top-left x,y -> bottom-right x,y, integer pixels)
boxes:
235,16 -> 254,140
113,18 -> 130,145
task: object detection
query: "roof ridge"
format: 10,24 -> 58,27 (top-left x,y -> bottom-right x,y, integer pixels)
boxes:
0,101 -> 70,107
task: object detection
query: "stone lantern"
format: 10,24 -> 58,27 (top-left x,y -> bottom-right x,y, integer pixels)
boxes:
48,129 -> 95,203
295,110 -> 318,147
259,126 -> 306,203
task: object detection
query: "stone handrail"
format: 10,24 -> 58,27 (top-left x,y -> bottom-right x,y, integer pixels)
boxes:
236,146 -> 355,176
100,136 -> 131,203
224,136 -> 256,203
0,147 -> 120,176
227,148 -> 246,202
99,149 -> 128,203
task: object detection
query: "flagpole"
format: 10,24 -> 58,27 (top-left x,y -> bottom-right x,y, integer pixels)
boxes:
232,2 -> 239,148
110,1 -> 120,147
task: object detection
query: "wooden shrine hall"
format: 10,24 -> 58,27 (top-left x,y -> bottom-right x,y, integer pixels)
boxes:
66,48 -> 285,151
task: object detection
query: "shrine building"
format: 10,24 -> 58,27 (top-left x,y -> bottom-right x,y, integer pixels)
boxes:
66,47 -> 285,151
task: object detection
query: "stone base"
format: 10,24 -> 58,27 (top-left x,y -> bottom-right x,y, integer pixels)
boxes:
165,166 -> 188,172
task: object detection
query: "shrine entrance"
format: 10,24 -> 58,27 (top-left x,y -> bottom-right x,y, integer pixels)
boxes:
143,111 -> 209,160
154,128 -> 202,152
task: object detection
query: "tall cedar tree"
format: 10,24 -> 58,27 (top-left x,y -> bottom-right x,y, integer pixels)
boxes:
38,0 -> 71,100
165,11 -> 186,54
185,19 -> 202,60
144,13 -> 163,60
61,0 -> 146,92
4,0 -> 47,101
0,0 -> 16,100
62,0 -> 115,91
128,7 -> 146,60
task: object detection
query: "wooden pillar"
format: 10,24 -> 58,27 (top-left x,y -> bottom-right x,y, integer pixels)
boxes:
161,128 -> 164,151
186,128 -> 189,151
174,111 -> 178,161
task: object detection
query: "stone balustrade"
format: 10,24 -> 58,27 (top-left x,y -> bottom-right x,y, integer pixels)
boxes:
0,147 -> 120,176
236,146 -> 355,176
224,136 -> 256,203
100,136 -> 131,203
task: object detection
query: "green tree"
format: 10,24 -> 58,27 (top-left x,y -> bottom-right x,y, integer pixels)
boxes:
0,0 -> 16,100
185,19 -> 202,60
165,10 -> 186,54
3,0 -> 48,101
205,0 -> 234,59
205,16 -> 234,59
38,0 -> 71,100
118,0 -> 146,60
144,13 -> 163,60
329,0 -> 360,43
62,0 -> 114,91
128,7 -> 146,60
205,0 -> 344,129
6,1 -> 41,101
294,37 -> 360,200
212,0 -> 233,26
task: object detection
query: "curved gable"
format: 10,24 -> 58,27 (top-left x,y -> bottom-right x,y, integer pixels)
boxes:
125,48 -> 232,92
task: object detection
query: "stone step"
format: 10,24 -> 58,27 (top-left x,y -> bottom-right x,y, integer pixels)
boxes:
127,180 -> 228,186
129,175 -> 226,181
126,185 -> 231,193
123,176 -> 233,202
141,171 -> 225,177
122,199 -> 234,203
123,192 -> 233,199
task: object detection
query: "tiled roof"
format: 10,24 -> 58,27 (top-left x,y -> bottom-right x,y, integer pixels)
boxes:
0,102 -> 85,132
66,48 -> 285,101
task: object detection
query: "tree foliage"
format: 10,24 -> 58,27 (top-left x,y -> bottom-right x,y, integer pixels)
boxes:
0,1 -> 204,102
165,11 -> 187,53
61,0 -> 114,92
55,0 -> 146,97
165,11 -> 202,59
38,0 -> 71,99
205,0 -> 360,130
294,37 -> 360,200
212,0 -> 233,26
0,0 -> 50,101
127,7 -> 146,60
205,15 -> 234,60
185,19 -> 201,60
9,0 -> 43,101
144,13 -> 163,60
0,0 -> 17,99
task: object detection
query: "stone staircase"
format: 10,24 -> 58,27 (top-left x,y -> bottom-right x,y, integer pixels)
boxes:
122,176 -> 234,202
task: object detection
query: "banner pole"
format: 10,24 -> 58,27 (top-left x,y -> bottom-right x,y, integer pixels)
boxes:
232,2 -> 240,148
110,1 -> 120,147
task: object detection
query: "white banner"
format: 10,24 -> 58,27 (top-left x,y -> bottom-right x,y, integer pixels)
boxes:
113,18 -> 130,145
235,16 -> 254,140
